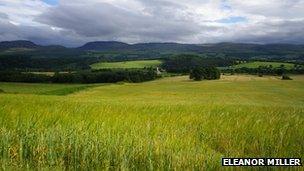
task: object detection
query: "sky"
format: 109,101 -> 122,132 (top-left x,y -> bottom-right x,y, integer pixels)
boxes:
0,0 -> 303,47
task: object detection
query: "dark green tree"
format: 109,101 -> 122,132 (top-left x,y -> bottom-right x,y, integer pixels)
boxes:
190,67 -> 221,81
190,68 -> 204,81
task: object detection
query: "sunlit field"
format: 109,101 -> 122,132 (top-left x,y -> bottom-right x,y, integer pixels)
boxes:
0,82 -> 96,95
90,59 -> 163,69
233,61 -> 296,69
0,75 -> 303,170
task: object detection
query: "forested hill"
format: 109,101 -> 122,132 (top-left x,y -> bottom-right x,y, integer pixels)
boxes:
1,40 -> 304,62
1,40 -> 304,71
0,40 -> 40,50
1,40 -> 304,56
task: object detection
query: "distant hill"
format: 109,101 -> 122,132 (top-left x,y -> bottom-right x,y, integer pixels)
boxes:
0,40 -> 40,50
132,42 -> 201,52
1,40 -> 304,71
78,42 -> 203,52
198,42 -> 304,53
78,41 -> 304,57
1,40 -> 304,60
78,41 -> 131,51
2,40 -> 304,55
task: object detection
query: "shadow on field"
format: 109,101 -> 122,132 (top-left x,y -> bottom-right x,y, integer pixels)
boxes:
39,85 -> 98,96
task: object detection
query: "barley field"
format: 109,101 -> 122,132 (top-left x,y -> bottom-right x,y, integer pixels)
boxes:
0,75 -> 303,170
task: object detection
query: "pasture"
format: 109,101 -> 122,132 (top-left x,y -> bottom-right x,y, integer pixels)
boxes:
90,59 -> 162,69
0,75 -> 303,169
233,61 -> 296,69
0,82 -> 96,95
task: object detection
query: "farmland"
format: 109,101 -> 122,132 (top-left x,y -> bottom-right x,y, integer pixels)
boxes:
0,75 -> 303,169
233,61 -> 296,69
0,82 -> 96,95
90,59 -> 163,69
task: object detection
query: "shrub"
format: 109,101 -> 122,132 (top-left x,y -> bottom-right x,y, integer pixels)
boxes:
282,75 -> 292,80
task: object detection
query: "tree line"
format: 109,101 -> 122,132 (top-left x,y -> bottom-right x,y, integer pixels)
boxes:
162,54 -> 234,73
222,67 -> 304,75
0,54 -> 101,71
0,69 -> 159,83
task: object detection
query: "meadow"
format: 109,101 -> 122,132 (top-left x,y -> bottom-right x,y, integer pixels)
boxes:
0,75 -> 303,170
233,61 -> 296,69
0,82 -> 96,95
90,59 -> 163,69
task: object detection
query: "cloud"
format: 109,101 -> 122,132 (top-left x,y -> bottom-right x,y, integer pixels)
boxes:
0,0 -> 303,46
35,0 -> 222,44
0,12 -> 8,19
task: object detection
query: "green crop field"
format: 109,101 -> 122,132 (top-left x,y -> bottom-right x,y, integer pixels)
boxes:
0,82 -> 97,95
0,75 -> 303,170
90,59 -> 163,69
233,61 -> 296,69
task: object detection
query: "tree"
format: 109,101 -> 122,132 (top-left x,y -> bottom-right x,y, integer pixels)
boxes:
190,68 -> 204,81
190,67 -> 221,81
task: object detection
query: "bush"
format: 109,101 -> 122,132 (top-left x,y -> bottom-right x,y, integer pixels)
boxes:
282,75 -> 292,80
0,89 -> 4,93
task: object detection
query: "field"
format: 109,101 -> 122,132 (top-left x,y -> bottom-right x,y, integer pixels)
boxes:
0,82 -> 97,95
233,61 -> 296,69
90,59 -> 163,69
0,75 -> 303,169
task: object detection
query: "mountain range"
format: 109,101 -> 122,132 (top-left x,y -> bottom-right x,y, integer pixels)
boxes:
1,40 -> 304,60
0,40 -> 303,51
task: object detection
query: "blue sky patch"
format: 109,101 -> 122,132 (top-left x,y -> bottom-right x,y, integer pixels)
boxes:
217,16 -> 247,24
220,0 -> 232,10
43,0 -> 58,6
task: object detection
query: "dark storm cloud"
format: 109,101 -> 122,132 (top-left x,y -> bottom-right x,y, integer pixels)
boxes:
35,1 -> 214,44
222,19 -> 304,44
0,16 -> 84,46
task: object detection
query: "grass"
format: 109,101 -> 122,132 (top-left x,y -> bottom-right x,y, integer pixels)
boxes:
0,82 -> 96,95
90,59 -> 163,69
232,61 -> 296,69
0,75 -> 303,170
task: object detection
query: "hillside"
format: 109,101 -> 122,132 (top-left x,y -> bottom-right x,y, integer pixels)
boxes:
0,40 -> 40,50
78,41 -> 131,51
1,40 -> 304,57
1,40 -> 304,71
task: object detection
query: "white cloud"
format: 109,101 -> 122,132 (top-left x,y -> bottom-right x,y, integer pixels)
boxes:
0,0 -> 303,46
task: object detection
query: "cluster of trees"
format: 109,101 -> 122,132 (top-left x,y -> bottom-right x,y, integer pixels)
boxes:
0,55 -> 101,71
222,67 -> 304,75
162,54 -> 234,73
0,71 -> 51,83
190,67 -> 221,81
0,69 -> 158,83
